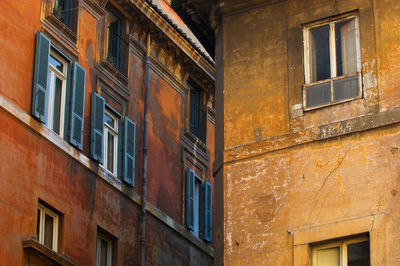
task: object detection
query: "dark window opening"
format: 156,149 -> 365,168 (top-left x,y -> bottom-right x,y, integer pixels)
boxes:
52,0 -> 78,33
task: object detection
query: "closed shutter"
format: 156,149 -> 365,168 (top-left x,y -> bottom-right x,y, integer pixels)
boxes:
204,181 -> 212,242
32,31 -> 50,123
69,62 -> 86,150
123,117 -> 136,186
186,168 -> 195,230
90,92 -> 105,163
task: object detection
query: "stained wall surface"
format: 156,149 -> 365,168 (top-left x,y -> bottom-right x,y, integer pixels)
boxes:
0,0 -> 215,265
215,0 -> 400,265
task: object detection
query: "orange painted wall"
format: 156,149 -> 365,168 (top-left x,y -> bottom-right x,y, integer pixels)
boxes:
0,0 -> 215,264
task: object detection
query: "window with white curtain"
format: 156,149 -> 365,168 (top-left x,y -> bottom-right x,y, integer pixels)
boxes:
312,236 -> 370,266
303,14 -> 362,110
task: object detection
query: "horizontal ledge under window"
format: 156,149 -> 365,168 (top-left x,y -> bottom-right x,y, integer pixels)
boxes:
303,72 -> 362,110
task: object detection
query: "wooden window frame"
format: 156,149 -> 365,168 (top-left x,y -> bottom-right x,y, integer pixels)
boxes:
311,235 -> 369,266
96,232 -> 113,266
37,204 -> 59,252
103,108 -> 119,176
303,13 -> 362,110
47,49 -> 68,137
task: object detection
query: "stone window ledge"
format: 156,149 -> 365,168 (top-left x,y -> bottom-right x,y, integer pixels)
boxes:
22,239 -> 74,266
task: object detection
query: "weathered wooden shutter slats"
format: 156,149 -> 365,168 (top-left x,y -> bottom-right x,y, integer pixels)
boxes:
69,62 -> 86,150
204,181 -> 212,242
32,31 -> 50,123
186,168 -> 195,230
90,92 -> 105,163
123,117 -> 136,186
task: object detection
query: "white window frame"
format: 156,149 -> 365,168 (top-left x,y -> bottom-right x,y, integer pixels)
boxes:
103,109 -> 118,176
37,204 -> 59,252
193,177 -> 201,238
96,232 -> 113,266
312,236 -> 369,266
303,13 -> 362,110
47,51 -> 67,136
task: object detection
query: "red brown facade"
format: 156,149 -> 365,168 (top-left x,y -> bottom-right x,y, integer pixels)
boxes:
0,0 -> 215,265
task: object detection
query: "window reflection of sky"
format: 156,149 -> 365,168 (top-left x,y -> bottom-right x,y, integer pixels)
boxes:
49,55 -> 63,72
104,113 -> 114,128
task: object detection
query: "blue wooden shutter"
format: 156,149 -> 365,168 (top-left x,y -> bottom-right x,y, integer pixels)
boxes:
69,62 -> 86,150
204,181 -> 212,242
31,31 -> 50,123
186,168 -> 195,230
123,117 -> 136,186
90,92 -> 104,163
117,118 -> 123,180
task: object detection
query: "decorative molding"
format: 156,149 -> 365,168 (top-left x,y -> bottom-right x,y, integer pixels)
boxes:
130,35 -> 187,95
181,133 -> 208,165
224,107 -> 400,164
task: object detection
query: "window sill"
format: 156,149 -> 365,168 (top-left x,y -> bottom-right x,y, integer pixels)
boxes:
42,15 -> 78,56
23,238 -> 74,266
99,61 -> 128,86
303,72 -> 362,111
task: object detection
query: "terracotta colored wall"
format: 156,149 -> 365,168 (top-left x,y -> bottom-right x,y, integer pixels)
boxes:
0,0 -> 215,264
216,0 -> 400,264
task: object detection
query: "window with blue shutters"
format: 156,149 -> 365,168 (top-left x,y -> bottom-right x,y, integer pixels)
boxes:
185,167 -> 212,242
123,117 -> 136,186
32,31 -> 87,148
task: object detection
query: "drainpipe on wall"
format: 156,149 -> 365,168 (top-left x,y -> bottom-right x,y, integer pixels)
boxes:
140,32 -> 150,266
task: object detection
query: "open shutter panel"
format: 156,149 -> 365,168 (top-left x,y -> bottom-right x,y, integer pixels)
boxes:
69,62 -> 86,150
186,168 -> 195,230
204,181 -> 212,242
90,92 -> 104,164
32,31 -> 50,123
123,117 -> 136,186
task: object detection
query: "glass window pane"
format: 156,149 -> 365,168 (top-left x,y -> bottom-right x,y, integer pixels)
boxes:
49,55 -> 64,73
36,209 -> 40,237
305,81 -> 332,108
333,75 -> 360,102
104,113 -> 115,129
309,25 -> 331,82
52,77 -> 63,134
335,18 -> 357,76
100,239 -> 108,266
348,240 -> 370,266
44,214 -> 54,249
316,247 -> 340,266
107,132 -> 114,172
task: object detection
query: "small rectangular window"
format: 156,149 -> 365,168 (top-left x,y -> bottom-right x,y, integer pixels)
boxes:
103,109 -> 119,176
303,14 -> 362,110
47,51 -> 68,136
105,7 -> 128,75
37,204 -> 59,252
189,83 -> 207,143
52,0 -> 78,33
96,232 -> 113,266
312,236 -> 370,266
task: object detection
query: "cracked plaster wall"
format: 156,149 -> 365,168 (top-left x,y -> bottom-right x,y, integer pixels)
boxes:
217,0 -> 400,265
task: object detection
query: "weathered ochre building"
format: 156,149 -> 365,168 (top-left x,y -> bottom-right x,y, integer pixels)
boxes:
182,0 -> 400,265
0,0 -> 215,265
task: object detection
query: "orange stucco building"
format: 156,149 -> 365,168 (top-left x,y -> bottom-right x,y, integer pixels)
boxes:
182,0 -> 400,265
211,0 -> 400,265
0,0 -> 215,265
